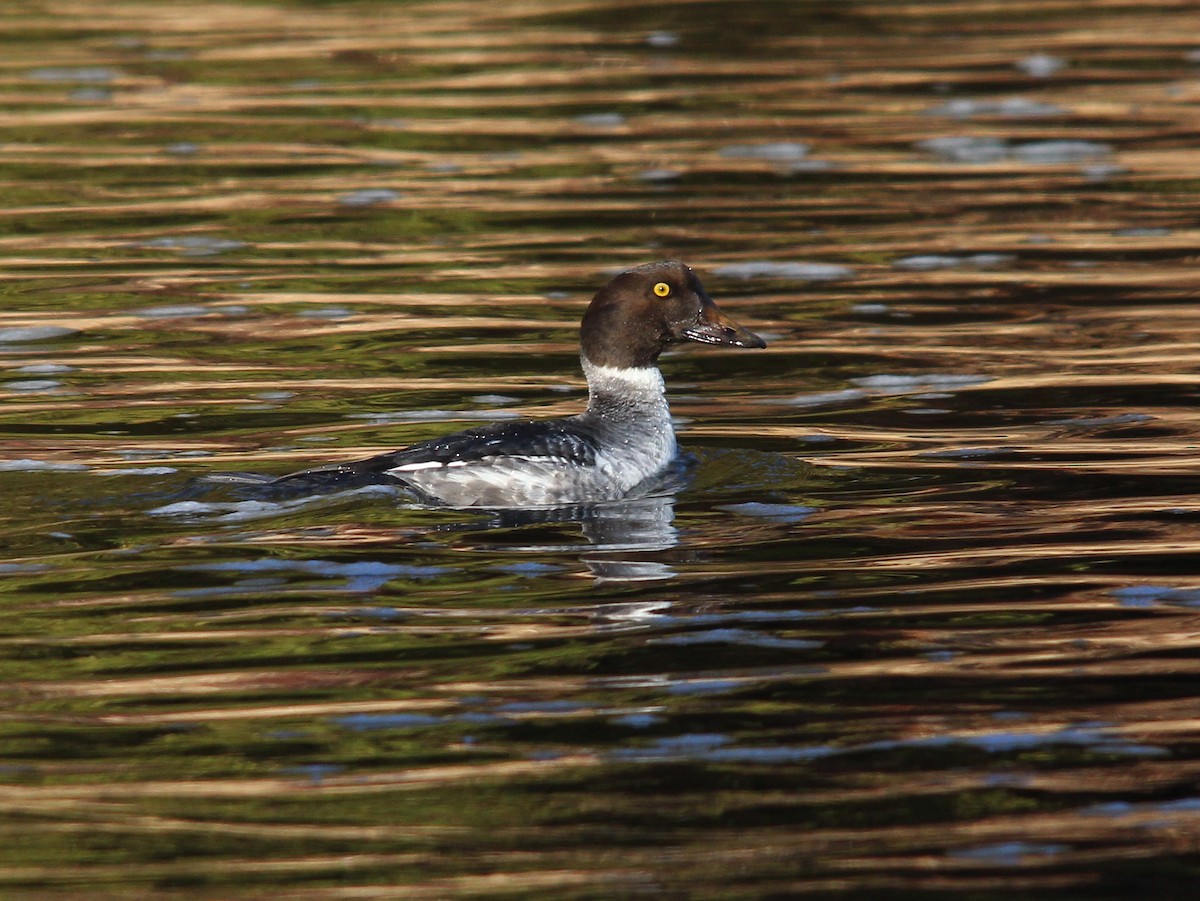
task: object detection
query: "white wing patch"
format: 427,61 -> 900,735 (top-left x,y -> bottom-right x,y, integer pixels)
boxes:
389,454 -> 577,476
391,460 -> 445,472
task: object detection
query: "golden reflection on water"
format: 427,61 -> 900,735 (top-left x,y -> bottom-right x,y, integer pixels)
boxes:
3,0 -> 1200,896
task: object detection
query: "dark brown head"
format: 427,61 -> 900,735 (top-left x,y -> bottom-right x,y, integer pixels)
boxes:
579,261 -> 765,369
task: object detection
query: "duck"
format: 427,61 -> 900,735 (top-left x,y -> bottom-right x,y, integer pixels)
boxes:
262,261 -> 765,507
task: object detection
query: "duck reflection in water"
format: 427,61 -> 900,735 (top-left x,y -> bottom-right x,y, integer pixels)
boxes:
467,461 -> 691,582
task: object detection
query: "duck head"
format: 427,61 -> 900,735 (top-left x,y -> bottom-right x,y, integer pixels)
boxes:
580,261 -> 765,369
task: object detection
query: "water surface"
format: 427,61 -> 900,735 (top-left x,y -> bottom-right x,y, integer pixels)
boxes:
3,0 -> 1200,897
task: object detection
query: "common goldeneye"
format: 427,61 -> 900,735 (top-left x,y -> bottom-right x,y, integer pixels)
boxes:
266,261 -> 765,507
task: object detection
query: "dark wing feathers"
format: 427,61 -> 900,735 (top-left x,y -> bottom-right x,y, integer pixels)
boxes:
267,419 -> 597,493
383,420 -> 597,469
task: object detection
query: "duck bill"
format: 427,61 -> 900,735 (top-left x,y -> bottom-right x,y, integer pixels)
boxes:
682,298 -> 766,349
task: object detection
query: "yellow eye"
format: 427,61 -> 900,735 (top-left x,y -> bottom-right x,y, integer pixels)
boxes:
653,281 -> 671,297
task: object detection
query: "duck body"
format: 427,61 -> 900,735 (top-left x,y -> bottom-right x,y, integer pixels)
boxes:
269,261 -> 764,508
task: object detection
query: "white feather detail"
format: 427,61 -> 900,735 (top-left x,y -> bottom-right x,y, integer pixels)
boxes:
391,460 -> 445,472
580,359 -> 667,400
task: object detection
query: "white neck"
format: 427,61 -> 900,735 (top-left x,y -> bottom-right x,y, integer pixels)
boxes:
581,357 -> 669,419
579,356 -> 677,483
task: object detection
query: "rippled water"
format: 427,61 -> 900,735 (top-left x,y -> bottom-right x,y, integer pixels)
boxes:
4,1 -> 1200,896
